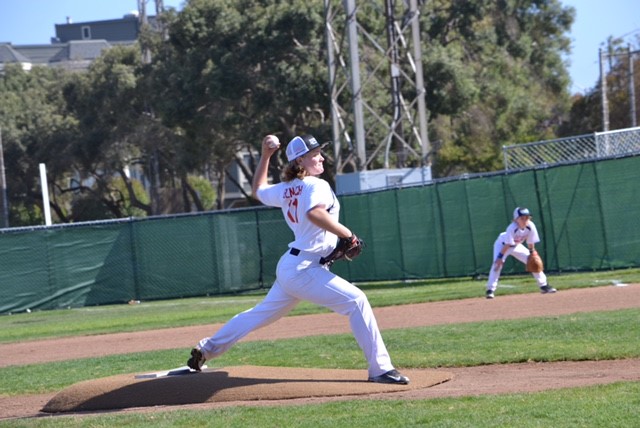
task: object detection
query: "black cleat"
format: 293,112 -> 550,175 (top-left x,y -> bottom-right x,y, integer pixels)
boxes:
368,369 -> 410,385
540,285 -> 557,294
187,347 -> 206,371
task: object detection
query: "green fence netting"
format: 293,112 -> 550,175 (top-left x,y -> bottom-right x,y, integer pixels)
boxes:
1,155 -> 639,314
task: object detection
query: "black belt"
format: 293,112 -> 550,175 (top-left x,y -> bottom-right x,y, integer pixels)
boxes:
290,247 -> 328,265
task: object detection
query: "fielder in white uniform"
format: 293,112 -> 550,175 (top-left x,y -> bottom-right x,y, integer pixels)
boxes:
485,207 -> 556,299
187,134 -> 409,384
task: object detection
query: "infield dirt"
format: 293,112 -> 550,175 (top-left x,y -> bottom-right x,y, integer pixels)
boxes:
1,285 -> 639,420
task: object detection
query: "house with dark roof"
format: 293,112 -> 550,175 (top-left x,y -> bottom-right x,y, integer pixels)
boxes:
54,13 -> 149,43
0,12 -> 156,71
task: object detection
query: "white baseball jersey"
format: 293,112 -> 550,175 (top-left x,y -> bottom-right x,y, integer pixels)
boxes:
502,220 -> 540,247
257,176 -> 338,255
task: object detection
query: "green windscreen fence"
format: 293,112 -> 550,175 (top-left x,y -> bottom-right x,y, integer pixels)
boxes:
1,155 -> 639,314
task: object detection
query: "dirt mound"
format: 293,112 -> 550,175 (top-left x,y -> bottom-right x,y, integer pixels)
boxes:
42,366 -> 452,413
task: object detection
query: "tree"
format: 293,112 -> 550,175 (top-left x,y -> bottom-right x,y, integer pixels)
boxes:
148,0 -> 333,208
560,35 -> 640,135
61,46 -> 155,218
422,0 -> 574,176
62,44 -> 196,218
0,64 -> 78,225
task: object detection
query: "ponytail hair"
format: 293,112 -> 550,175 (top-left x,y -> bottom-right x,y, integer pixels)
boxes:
282,162 -> 307,182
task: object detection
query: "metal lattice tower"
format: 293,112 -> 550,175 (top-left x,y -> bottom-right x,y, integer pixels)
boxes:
324,0 -> 429,173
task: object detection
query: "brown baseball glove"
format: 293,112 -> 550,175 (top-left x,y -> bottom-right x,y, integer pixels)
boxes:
320,234 -> 365,266
526,250 -> 544,273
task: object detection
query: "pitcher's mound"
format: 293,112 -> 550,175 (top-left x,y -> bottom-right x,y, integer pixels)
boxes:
43,365 -> 452,413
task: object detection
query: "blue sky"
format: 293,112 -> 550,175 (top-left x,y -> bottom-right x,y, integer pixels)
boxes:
1,0 -> 639,94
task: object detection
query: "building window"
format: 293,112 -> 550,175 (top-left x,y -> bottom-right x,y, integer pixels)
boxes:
82,26 -> 91,39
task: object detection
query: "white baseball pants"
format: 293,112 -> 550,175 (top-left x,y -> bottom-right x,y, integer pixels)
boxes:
198,250 -> 395,377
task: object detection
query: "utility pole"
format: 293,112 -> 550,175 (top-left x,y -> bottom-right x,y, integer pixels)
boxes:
600,44 -> 639,130
599,48 -> 610,132
0,128 -> 8,228
155,0 -> 168,40
629,45 -> 637,128
138,0 -> 162,214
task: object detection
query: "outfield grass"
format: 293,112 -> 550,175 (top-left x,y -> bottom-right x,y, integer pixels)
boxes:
1,268 -> 638,343
1,268 -> 639,426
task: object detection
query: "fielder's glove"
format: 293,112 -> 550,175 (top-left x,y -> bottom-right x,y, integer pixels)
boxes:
320,234 -> 365,266
526,250 -> 544,273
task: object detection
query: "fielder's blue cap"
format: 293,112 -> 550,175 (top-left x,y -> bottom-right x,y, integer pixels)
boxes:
513,207 -> 531,219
